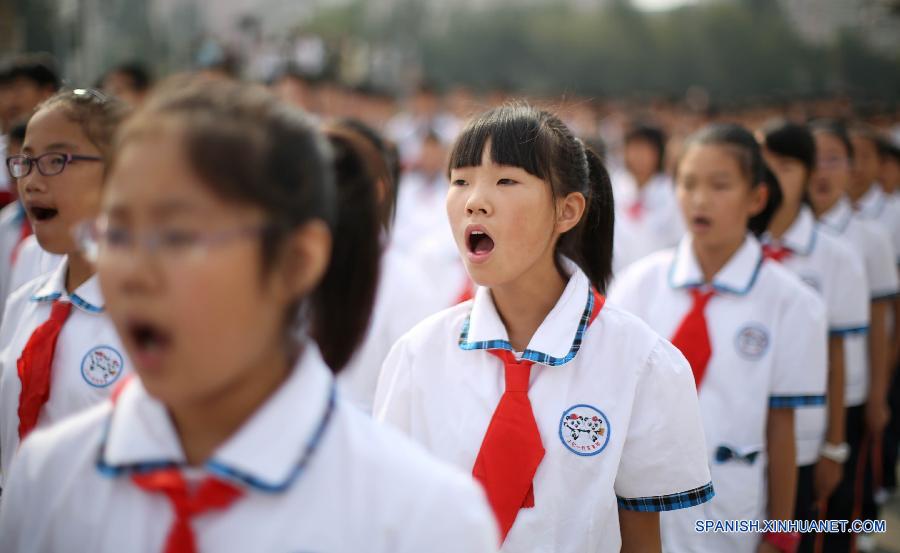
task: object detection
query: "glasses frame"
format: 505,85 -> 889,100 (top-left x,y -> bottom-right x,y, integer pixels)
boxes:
6,152 -> 104,178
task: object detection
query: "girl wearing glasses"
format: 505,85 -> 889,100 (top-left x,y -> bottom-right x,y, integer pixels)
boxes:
0,89 -> 130,485
0,80 -> 498,552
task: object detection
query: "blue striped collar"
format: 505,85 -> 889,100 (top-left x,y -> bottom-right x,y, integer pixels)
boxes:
761,205 -> 817,256
819,197 -> 854,234
30,259 -> 104,313
97,343 -> 336,493
668,234 -> 764,295
458,260 -> 598,366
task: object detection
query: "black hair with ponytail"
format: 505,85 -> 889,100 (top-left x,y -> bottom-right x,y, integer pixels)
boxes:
760,119 -> 817,176
116,79 -> 379,372
447,103 -> 615,293
681,123 -> 782,237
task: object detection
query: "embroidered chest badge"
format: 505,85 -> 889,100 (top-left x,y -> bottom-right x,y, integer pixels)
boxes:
81,345 -> 125,388
734,324 -> 770,360
559,404 -> 611,456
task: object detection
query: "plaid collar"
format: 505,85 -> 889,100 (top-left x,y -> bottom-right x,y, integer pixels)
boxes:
668,234 -> 763,295
819,197 -> 854,234
30,258 -> 104,313
97,344 -> 336,493
761,205 -> 817,256
458,260 -> 602,366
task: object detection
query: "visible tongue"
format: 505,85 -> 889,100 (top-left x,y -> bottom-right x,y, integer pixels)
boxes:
473,234 -> 494,254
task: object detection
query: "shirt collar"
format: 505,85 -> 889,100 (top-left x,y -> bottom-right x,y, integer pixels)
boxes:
458,259 -> 600,366
857,184 -> 886,217
819,197 -> 854,233
98,343 -> 336,493
669,233 -> 764,295
761,205 -> 817,256
30,259 -> 105,313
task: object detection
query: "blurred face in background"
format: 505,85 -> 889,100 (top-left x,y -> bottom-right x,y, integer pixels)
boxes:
624,138 -> 661,185
849,133 -> 880,198
881,153 -> 900,194
102,71 -> 146,107
809,131 -> 851,214
417,137 -> 447,175
4,78 -> 55,127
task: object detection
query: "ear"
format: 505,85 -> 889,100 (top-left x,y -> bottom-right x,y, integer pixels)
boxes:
274,220 -> 332,299
556,191 -> 587,235
748,182 -> 769,217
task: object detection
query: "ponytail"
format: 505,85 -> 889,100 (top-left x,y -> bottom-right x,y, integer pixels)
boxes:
749,165 -> 783,236
557,144 -> 615,294
312,130 -> 382,372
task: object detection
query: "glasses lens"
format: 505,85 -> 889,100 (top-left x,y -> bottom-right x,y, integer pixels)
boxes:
37,153 -> 68,176
7,156 -> 30,178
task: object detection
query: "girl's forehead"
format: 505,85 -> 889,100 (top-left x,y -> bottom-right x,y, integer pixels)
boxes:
23,106 -> 92,152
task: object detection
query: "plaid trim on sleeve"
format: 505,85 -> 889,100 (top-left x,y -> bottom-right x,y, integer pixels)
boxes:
828,325 -> 868,337
616,482 -> 714,512
768,394 -> 826,408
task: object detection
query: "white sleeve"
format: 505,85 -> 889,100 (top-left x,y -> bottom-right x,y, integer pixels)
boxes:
827,245 -> 870,335
373,338 -> 414,434
614,338 -> 714,511
0,431 -> 40,550
863,224 -> 900,300
769,285 -> 828,408
394,471 -> 499,553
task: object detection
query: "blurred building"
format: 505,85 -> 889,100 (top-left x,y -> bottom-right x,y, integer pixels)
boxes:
779,0 -> 900,56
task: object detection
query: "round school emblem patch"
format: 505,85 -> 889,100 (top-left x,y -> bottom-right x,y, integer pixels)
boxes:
734,324 -> 770,360
559,404 -> 611,456
81,346 -> 125,388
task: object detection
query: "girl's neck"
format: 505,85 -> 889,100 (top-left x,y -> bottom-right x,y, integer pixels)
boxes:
169,347 -> 293,466
65,252 -> 94,294
633,171 -> 654,190
767,200 -> 802,241
811,196 -> 840,218
491,256 -> 568,352
692,234 -> 745,284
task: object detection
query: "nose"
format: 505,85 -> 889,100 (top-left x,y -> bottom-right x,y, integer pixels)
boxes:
19,167 -> 48,195
464,182 -> 493,217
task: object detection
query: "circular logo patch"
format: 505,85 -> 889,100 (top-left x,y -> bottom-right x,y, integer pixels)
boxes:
558,404 -> 611,456
734,324 -> 770,360
81,346 -> 125,388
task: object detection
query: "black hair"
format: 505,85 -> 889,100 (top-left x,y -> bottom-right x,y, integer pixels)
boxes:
680,123 -> 782,236
809,119 -> 854,160
448,103 -> 615,293
105,62 -> 153,92
6,53 -> 60,90
760,119 -> 816,176
115,79 -> 379,372
8,121 -> 27,144
38,89 -> 130,160
878,137 -> 900,163
333,118 -> 398,231
624,124 -> 666,173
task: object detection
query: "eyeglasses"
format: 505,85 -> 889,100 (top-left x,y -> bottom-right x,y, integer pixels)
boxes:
75,217 -> 277,266
6,152 -> 103,178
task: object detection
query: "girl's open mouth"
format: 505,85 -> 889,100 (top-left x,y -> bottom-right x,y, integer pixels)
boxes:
466,226 -> 495,263
28,206 -> 59,222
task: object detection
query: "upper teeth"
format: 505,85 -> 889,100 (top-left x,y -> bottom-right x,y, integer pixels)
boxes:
472,231 -> 484,236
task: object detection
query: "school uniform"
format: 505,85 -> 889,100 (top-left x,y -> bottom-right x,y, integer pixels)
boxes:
609,234 -> 828,553
375,259 -> 713,553
8,235 -> 64,295
0,342 -> 499,553
0,202 -> 30,323
338,247 -> 445,414
819,197 -> 900,552
760,206 -> 870,541
855,184 -> 900,263
0,259 -> 130,485
611,170 -> 685,275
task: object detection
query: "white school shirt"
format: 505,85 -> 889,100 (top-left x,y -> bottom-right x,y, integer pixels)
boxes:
374,261 -> 714,553
0,343 -> 499,553
761,206 -> 870,463
0,203 -> 26,323
820,197 -> 900,303
609,234 -> 828,553
8,235 -> 64,294
0,259 -> 131,484
855,184 -> 900,263
611,170 -> 685,275
338,247 -> 444,413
